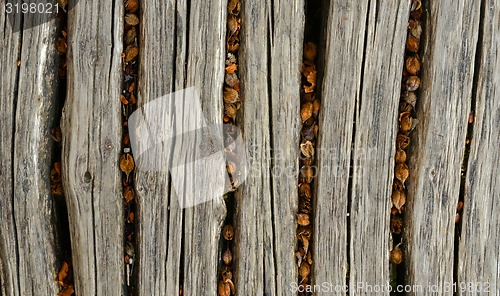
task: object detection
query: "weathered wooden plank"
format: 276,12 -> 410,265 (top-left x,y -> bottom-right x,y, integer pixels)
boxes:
266,1 -> 305,295
134,0 -> 177,294
12,13 -> 62,296
313,1 -> 368,292
180,1 -> 228,295
405,0 -> 481,293
349,1 -> 410,293
135,0 -> 227,295
61,1 -> 124,294
0,9 -> 22,296
458,2 -> 500,294
234,0 -> 302,294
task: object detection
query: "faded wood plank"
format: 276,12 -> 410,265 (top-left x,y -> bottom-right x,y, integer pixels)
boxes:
0,9 -> 22,296
267,1 -> 305,295
405,0 -> 481,293
13,13 -> 62,296
234,0 -> 304,294
61,1 -> 124,295
313,1 -> 368,292
349,1 -> 410,293
135,0 -> 227,295
458,2 -> 500,294
135,0 -> 177,294
180,1 -> 228,294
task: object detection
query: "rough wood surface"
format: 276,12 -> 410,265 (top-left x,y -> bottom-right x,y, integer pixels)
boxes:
313,1 -> 368,292
234,0 -> 304,295
349,1 -> 410,293
0,10 -> 23,296
135,0 -> 177,294
61,1 -> 124,295
404,0 -> 481,293
136,0 -> 227,295
0,10 -> 62,296
458,2 -> 500,294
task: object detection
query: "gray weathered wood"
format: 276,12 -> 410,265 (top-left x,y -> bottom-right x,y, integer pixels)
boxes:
136,0 -> 227,295
458,2 -> 500,295
405,0 -> 481,293
234,0 -> 304,294
0,9 -> 23,296
61,1 -> 124,294
349,1 -> 410,294
313,1 -> 368,292
13,14 -> 62,296
0,9 -> 63,296
135,0 -> 177,294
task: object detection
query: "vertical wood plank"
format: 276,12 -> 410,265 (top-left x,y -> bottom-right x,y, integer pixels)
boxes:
268,1 -> 305,294
234,1 -> 307,294
405,0 -> 481,293
13,13 -> 62,295
0,10 -> 22,296
135,0 -> 177,294
61,1 -> 124,294
180,1 -> 227,295
349,1 -> 409,293
314,1 -> 368,292
458,2 -> 500,294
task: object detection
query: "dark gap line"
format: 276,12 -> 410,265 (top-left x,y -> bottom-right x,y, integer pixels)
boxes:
266,20 -> 278,296
296,0 -> 325,294
122,0 -> 141,293
11,12 -> 24,296
391,1 -> 425,294
453,0 -> 484,292
217,0 -> 242,294
52,2 -> 74,295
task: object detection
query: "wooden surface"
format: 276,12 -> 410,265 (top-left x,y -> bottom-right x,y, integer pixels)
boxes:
234,0 -> 304,295
61,1 -> 124,295
404,0 -> 482,293
313,1 -> 368,292
0,9 -> 22,296
1,1 -> 499,295
349,1 -> 410,293
0,10 -> 62,296
135,0 -> 177,294
458,2 -> 500,295
136,0 -> 227,295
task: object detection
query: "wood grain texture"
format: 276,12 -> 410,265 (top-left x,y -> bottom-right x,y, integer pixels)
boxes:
267,1 -> 305,294
180,1 -> 228,294
12,13 -> 62,296
0,9 -> 22,296
404,0 -> 481,293
234,0 -> 304,294
61,1 -> 124,295
313,1 -> 368,292
349,1 -> 410,293
136,0 -> 227,295
135,0 -> 177,294
458,2 -> 500,295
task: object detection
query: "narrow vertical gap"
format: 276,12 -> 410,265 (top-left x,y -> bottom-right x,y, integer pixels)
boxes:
11,12 -> 24,296
121,0 -> 141,293
295,0 -> 325,294
217,0 -> 241,294
389,0 -> 425,294
453,0 -> 484,292
52,4 -> 75,295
